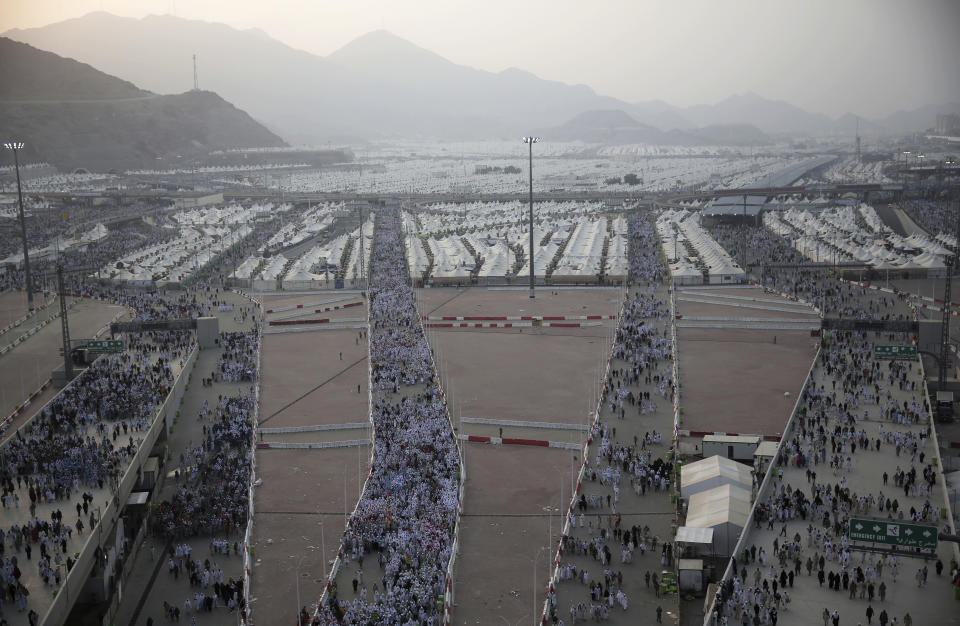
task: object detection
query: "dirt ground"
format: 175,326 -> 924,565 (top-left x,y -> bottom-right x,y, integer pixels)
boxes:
249,283 -> 820,623
415,286 -> 623,319
675,288 -> 819,436
251,447 -> 369,623
453,444 -> 575,624
430,328 -> 613,427
252,295 -> 372,622
676,328 -> 816,435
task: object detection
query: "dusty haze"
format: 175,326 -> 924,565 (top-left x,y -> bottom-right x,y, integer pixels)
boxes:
1,0 -> 958,119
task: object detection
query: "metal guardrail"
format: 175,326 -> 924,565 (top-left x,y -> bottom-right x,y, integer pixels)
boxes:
460,417 -> 588,431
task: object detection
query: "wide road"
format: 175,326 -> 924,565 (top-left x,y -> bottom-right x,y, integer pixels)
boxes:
0,295 -> 125,424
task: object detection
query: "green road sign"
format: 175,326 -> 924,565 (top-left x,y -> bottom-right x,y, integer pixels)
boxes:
848,518 -> 937,550
87,339 -> 124,353
874,345 -> 917,360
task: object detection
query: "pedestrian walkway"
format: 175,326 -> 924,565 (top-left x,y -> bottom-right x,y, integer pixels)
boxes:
704,328 -> 958,626
113,289 -> 257,626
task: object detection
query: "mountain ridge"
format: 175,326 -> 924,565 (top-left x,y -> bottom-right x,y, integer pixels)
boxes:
3,12 -> 952,141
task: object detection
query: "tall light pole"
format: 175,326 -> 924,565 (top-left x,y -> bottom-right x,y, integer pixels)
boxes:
523,136 -> 539,298
532,545 -> 550,626
290,547 -> 316,626
4,142 -> 33,312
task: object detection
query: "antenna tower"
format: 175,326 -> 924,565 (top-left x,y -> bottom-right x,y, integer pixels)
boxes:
193,54 -> 199,91
855,116 -> 861,163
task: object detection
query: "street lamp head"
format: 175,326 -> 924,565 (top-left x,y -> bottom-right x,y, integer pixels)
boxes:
3,142 -> 24,150
522,136 -> 540,144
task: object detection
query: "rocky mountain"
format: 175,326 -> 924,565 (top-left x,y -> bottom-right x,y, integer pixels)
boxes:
0,37 -> 285,171
3,14 -> 634,143
4,12 -> 952,141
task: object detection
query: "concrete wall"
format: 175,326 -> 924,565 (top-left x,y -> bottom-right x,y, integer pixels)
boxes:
196,316 -> 219,348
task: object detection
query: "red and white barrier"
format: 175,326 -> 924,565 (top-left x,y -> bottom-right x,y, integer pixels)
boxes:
424,321 -> 602,329
423,314 -> 616,321
264,296 -> 359,314
268,316 -> 365,327
1,378 -> 52,432
677,429 -> 781,442
315,301 -> 364,313
425,322 -> 530,329
460,434 -> 580,450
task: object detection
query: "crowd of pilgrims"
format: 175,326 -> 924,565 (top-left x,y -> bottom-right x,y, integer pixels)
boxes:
216,331 -> 260,382
0,327 -> 194,620
708,224 -> 915,320
161,540 -> 246,620
0,217 -> 175,293
704,222 -> 957,626
901,199 -> 954,236
315,209 -> 460,625
0,207 -> 270,622
550,211 -> 678,624
151,390 -> 254,539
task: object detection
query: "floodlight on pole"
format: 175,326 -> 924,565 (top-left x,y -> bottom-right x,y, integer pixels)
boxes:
522,136 -> 539,299
4,141 -> 34,312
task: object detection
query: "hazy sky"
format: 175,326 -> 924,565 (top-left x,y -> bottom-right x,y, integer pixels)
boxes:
1,0 -> 958,118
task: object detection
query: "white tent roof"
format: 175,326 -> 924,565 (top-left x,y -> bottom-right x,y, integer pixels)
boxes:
754,441 -> 779,459
686,484 -> 751,529
681,455 -> 753,493
676,526 -> 715,545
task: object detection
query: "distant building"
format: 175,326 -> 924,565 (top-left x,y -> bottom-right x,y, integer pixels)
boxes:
936,113 -> 960,135
174,192 -> 224,209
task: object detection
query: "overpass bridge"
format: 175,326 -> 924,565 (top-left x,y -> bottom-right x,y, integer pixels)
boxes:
20,181 -> 958,210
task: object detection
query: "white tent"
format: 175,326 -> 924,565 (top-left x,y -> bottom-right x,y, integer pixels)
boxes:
685,484 -> 751,557
681,455 -> 753,499
675,526 -> 715,558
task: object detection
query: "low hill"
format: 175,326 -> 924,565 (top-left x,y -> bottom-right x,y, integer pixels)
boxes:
687,124 -> 770,146
0,37 -> 284,171
540,110 -> 770,146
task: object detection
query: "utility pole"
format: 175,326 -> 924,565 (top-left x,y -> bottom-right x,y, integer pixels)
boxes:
4,142 -> 33,312
357,205 -> 365,289
57,263 -> 73,381
741,193 -> 748,270
855,116 -> 862,163
523,137 -> 539,298
939,199 -> 960,388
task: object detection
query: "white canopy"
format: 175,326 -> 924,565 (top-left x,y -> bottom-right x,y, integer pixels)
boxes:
681,455 -> 753,499
675,526 -> 715,545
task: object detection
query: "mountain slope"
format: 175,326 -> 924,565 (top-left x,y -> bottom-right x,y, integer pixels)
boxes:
877,102 -> 960,133
0,37 -> 284,171
539,110 -> 770,146
682,92 -> 834,134
2,14 -> 651,141
5,12 -> 948,139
